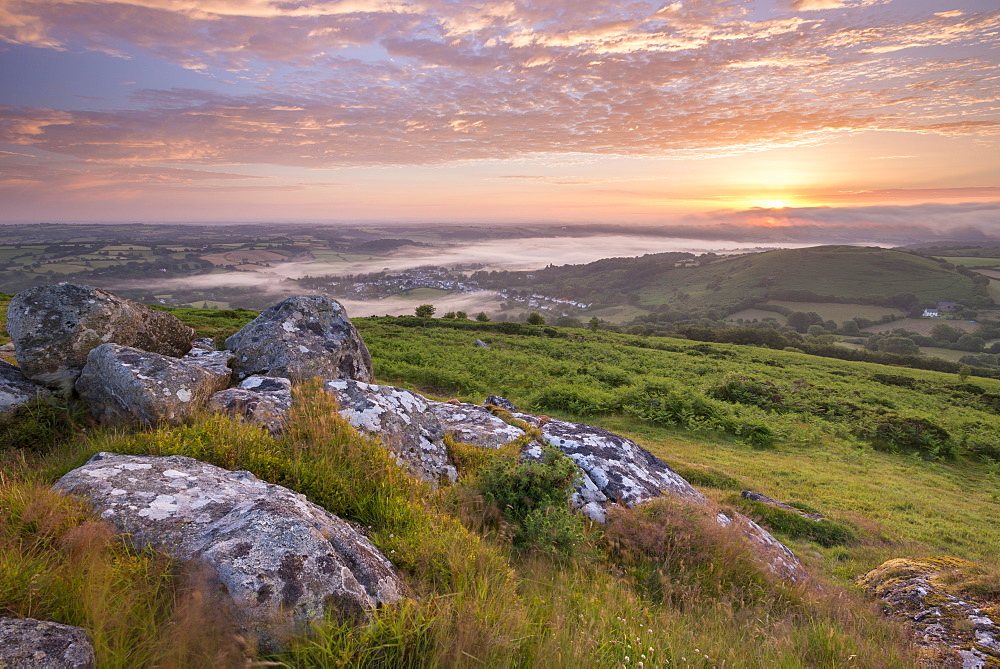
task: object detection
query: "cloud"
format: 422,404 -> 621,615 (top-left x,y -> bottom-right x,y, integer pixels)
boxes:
0,2 -> 997,170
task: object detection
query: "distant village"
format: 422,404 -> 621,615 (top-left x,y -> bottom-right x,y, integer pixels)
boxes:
294,266 -> 591,315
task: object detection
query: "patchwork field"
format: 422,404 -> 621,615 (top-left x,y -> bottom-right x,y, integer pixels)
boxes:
868,317 -> 979,336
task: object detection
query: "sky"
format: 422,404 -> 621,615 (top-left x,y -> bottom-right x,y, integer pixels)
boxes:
0,0 -> 998,240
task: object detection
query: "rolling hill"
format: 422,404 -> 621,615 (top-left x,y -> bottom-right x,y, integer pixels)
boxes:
474,245 -> 990,314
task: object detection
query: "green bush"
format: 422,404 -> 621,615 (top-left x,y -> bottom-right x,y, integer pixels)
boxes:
0,397 -> 81,452
859,414 -> 955,460
528,384 -> 616,416
477,447 -> 584,555
707,373 -> 784,411
964,437 -> 1000,463
725,495 -> 856,547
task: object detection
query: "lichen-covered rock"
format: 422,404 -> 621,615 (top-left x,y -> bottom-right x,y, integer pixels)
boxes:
75,344 -> 228,425
741,490 -> 825,520
225,296 -> 372,383
191,337 -> 216,351
325,380 -> 457,484
526,418 -> 707,520
428,401 -> 525,449
0,359 -> 50,415
209,375 -> 293,435
0,617 -> 95,669
484,395 -> 517,411
860,557 -> 1000,667
716,511 -> 810,583
6,284 -> 194,395
54,452 -> 405,652
182,348 -> 234,387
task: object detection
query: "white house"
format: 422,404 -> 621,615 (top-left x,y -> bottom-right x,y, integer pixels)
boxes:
923,308 -> 940,318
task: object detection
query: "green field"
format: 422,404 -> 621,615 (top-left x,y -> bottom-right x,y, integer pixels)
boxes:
933,256 -> 1000,268
869,317 -> 978,336
766,300 -> 902,322
636,246 -> 983,310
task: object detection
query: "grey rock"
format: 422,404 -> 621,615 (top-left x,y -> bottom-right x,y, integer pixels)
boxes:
0,359 -> 51,415
54,452 -> 405,652
209,375 -> 293,435
75,344 -> 228,426
225,296 -> 372,383
473,339 -> 490,348
742,490 -> 825,520
483,395 -> 517,411
428,401 -> 525,449
0,617 -> 95,669
325,380 -> 457,484
191,337 -> 216,351
527,418 -> 707,520
716,512 -> 810,583
182,348 -> 234,387
6,284 -> 194,395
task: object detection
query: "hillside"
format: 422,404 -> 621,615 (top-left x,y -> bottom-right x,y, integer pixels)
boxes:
475,245 -> 990,314
2,301 -> 1000,666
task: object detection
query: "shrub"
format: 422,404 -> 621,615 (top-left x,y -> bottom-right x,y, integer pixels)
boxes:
0,397 -> 83,453
528,384 -> 616,416
707,373 -> 784,411
477,446 -> 585,555
859,414 -> 955,459
724,495 -> 856,547
603,497 -> 773,607
963,437 -> 1000,463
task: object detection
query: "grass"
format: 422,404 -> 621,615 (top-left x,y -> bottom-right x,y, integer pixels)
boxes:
1,379 -> 923,666
5,306 -> 1000,665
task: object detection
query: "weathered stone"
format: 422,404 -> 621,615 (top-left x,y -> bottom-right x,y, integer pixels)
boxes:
325,380 -> 457,484
225,296 -> 372,383
54,452 -> 405,652
0,617 -> 95,669
716,511 -> 810,583
191,337 -> 216,351
75,344 -> 228,425
483,395 -> 517,411
209,375 -> 293,435
742,490 -> 825,520
473,339 -> 490,348
860,557 -> 1000,667
0,359 -> 51,415
6,284 -> 194,395
182,348 -> 234,387
526,418 -> 707,520
428,400 -> 525,449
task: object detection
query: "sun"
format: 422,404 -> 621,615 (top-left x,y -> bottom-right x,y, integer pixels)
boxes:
746,198 -> 796,209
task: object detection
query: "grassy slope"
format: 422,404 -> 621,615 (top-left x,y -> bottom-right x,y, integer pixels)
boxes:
356,319 -> 1000,567
3,304 -> 999,665
636,246 -> 980,310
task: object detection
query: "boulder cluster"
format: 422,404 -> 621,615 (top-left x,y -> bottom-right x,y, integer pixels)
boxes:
2,283 -> 810,659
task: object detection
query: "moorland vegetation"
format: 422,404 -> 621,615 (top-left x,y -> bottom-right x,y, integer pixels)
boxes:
2,295 -> 1000,666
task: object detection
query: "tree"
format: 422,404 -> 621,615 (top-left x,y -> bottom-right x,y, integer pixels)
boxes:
526,312 -> 546,325
415,304 -> 435,318
588,317 -> 601,331
841,320 -> 859,334
958,365 -> 972,382
956,334 -> 985,353
877,336 -> 920,355
931,323 -> 963,343
442,311 -> 457,319
455,311 -> 468,320
475,311 -> 491,322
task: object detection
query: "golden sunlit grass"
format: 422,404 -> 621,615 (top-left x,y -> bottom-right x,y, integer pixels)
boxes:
0,382 -> 923,667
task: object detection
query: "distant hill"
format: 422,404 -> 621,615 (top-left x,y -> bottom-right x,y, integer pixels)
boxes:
474,245 -> 991,313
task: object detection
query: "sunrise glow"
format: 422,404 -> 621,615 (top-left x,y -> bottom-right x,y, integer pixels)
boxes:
0,0 -> 996,238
